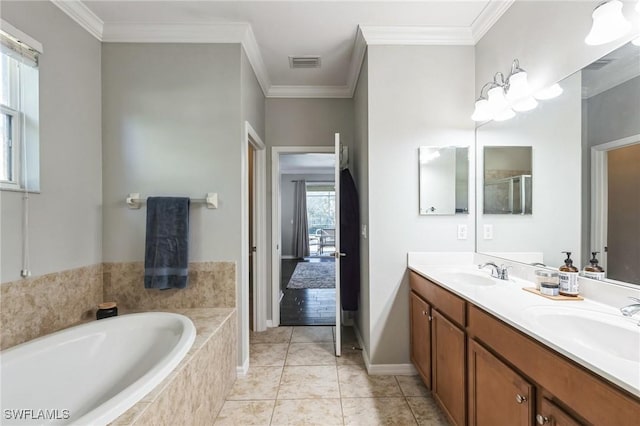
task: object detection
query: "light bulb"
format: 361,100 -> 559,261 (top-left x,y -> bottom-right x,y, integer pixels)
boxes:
487,85 -> 509,114
585,0 -> 631,46
471,98 -> 492,122
493,108 -> 516,122
534,83 -> 563,100
506,71 -> 532,102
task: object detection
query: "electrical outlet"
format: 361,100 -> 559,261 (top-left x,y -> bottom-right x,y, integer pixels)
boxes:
483,224 -> 493,240
457,224 -> 467,240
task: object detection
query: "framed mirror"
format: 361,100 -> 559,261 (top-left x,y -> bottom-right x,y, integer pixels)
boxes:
419,146 -> 469,215
483,146 -> 532,214
476,42 -> 640,285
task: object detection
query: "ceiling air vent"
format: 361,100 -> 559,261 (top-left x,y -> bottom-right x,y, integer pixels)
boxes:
289,56 -> 321,69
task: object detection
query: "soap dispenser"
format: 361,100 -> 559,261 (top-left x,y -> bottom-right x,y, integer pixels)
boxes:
583,251 -> 605,280
559,251 -> 579,296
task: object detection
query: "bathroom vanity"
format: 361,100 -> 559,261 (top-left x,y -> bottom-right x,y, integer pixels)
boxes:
408,265 -> 640,426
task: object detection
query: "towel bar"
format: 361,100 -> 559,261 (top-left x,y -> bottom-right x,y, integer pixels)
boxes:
126,193 -> 218,209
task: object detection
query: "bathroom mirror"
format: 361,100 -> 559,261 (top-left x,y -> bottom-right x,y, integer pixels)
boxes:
483,146 -> 532,214
476,41 -> 640,285
419,146 -> 469,215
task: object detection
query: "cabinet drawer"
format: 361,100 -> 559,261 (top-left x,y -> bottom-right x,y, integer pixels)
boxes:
410,271 -> 466,327
467,305 -> 640,424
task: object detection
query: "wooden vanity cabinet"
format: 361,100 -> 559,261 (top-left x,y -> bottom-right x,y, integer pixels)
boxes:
432,310 -> 467,426
468,338 -> 534,426
410,272 -> 467,425
409,270 -> 640,425
410,291 -> 431,387
535,398 -> 582,426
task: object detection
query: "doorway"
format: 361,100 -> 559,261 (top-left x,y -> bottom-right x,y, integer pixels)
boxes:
277,152 -> 336,326
591,134 -> 640,284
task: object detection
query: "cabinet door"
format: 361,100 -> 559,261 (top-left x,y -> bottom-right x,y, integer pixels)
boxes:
410,291 -> 432,388
468,338 -> 534,426
536,398 -> 582,426
432,310 -> 466,426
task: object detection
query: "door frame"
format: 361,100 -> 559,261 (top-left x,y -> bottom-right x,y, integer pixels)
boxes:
240,121 -> 266,374
270,145 -> 335,327
591,133 -> 640,271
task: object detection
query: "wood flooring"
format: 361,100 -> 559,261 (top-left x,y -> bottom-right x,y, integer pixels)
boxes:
280,258 -> 336,326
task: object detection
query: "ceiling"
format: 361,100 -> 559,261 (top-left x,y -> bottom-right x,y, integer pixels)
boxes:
52,1 -> 514,97
280,153 -> 335,175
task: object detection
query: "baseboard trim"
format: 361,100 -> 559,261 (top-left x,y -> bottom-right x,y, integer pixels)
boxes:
281,255 -> 298,259
266,319 -> 274,328
367,363 -> 418,376
352,323 -> 417,376
236,358 -> 249,376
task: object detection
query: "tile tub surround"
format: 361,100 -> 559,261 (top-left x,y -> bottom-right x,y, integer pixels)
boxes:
111,308 -> 237,425
215,325 -> 449,425
103,261 -> 236,310
0,264 -> 102,350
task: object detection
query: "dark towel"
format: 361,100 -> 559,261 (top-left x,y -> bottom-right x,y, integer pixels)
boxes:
144,197 -> 190,290
340,168 -> 360,311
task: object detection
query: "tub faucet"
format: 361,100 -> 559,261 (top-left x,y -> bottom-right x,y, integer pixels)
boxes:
620,296 -> 640,318
478,262 -> 511,280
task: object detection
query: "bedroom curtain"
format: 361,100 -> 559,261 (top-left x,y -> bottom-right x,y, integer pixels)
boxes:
293,180 -> 310,258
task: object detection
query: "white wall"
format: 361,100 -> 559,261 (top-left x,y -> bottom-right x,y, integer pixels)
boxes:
476,72 -> 583,268
1,1 -> 102,283
265,98 -> 354,322
366,45 -> 475,365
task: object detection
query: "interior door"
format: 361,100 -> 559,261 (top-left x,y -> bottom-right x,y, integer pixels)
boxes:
334,133 -> 342,357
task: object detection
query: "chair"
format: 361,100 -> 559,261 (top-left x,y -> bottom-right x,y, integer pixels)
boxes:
318,228 -> 335,255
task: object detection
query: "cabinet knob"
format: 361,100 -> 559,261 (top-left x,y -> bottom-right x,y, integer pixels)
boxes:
422,310 -> 427,316
515,394 -> 527,404
536,414 -> 550,424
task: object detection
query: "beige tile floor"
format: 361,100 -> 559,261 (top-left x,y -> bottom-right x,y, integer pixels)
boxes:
215,326 -> 449,426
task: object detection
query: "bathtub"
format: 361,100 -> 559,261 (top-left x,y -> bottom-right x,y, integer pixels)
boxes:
0,312 -> 196,425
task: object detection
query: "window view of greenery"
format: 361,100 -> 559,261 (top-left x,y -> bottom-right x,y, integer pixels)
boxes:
307,186 -> 335,256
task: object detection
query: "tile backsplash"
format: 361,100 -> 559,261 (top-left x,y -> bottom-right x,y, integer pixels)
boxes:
0,264 -> 102,350
0,261 -> 236,350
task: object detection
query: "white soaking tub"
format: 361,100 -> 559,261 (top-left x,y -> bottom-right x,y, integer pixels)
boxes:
0,312 -> 196,425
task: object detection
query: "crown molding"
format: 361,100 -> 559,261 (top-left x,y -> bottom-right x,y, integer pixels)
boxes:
471,0 -> 515,43
50,0 -> 103,40
240,24 -> 271,97
267,85 -> 352,98
360,26 -> 475,46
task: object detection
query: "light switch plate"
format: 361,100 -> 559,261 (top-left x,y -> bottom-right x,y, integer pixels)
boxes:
483,224 -> 493,240
457,224 -> 467,240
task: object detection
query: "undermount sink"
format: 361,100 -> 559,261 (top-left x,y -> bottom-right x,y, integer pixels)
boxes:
523,306 -> 640,362
439,271 -> 496,287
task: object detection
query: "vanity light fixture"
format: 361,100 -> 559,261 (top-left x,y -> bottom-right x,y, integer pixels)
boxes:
585,0 -> 632,45
534,83 -> 563,100
487,72 -> 516,120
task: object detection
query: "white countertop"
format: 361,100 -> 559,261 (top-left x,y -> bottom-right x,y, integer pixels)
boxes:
408,263 -> 640,397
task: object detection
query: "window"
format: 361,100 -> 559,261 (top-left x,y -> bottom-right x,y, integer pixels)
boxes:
0,21 -> 41,191
306,183 -> 336,256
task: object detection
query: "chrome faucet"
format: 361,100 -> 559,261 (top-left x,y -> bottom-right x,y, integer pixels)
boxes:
620,296 -> 640,317
478,262 -> 511,280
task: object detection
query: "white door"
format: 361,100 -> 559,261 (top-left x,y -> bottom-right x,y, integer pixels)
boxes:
334,133 -> 342,357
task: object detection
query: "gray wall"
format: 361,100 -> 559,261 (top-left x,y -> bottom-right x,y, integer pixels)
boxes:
1,1 -> 102,283
265,98 -> 354,322
353,52 -> 370,354
365,45 -> 475,365
102,43 -> 242,263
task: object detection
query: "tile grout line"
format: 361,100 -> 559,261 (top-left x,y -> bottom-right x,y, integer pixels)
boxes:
337,351 -> 346,426
395,375 -> 420,425
268,328 -> 293,425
